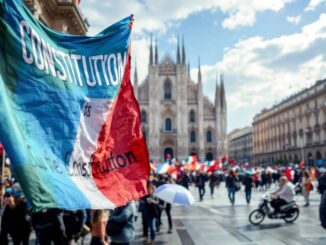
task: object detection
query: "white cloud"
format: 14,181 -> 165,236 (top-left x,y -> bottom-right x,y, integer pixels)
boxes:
286,15 -> 301,25
304,0 -> 326,11
219,0 -> 294,29
80,0 -> 295,83
167,34 -> 178,45
80,0 -> 294,35
192,14 -> 326,115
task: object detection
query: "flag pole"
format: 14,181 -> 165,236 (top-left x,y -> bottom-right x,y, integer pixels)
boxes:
1,150 -> 5,209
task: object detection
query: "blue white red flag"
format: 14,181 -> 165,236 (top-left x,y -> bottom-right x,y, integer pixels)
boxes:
0,0 -> 149,211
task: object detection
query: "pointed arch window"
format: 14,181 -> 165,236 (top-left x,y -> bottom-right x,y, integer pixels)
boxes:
189,110 -> 195,123
165,118 -> 172,132
206,130 -> 212,143
164,79 -> 172,99
190,131 -> 196,143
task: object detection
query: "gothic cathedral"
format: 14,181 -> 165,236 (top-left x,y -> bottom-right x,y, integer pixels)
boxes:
133,38 -> 227,163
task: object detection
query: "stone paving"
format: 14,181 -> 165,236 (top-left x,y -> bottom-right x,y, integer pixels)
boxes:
130,184 -> 326,245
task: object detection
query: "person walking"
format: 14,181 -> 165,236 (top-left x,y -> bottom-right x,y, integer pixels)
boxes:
195,171 -> 207,201
64,210 -> 87,244
225,170 -> 238,205
142,185 -> 159,244
0,189 -> 32,245
90,210 -> 109,245
317,169 -> 326,229
302,171 -> 313,207
243,173 -> 253,204
208,172 -> 218,197
180,171 -> 191,190
109,200 -> 136,245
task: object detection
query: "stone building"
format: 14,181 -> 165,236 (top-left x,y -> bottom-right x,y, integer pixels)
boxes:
253,79 -> 326,166
133,38 -> 227,162
228,127 -> 253,165
24,0 -> 88,35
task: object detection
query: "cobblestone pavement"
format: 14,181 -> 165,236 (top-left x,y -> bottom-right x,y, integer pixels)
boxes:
130,184 -> 326,245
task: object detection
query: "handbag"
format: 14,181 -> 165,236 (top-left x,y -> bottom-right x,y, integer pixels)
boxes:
305,181 -> 313,191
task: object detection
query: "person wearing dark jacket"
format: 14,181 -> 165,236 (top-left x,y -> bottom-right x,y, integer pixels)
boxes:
63,210 -> 87,244
141,185 -> 158,243
195,171 -> 206,201
208,173 -> 218,197
243,174 -> 253,204
317,171 -> 326,229
225,170 -> 239,205
0,193 -> 32,245
32,208 -> 66,245
109,200 -> 136,245
180,171 -> 191,189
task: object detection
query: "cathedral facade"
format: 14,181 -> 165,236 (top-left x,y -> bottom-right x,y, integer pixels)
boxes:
133,38 -> 227,163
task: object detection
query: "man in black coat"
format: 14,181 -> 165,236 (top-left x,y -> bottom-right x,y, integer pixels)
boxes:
318,170 -> 326,229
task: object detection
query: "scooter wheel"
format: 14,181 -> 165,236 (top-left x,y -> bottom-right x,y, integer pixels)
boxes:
249,209 -> 265,225
283,209 -> 299,223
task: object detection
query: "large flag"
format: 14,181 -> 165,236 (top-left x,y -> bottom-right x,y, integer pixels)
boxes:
0,0 -> 149,211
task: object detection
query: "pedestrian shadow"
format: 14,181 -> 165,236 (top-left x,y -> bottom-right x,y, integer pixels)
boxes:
239,223 -> 287,231
132,241 -> 168,245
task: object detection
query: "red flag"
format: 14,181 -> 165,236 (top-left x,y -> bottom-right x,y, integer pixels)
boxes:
207,160 -> 219,172
90,41 -> 150,206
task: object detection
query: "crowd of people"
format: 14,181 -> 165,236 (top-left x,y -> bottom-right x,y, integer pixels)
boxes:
1,154 -> 326,245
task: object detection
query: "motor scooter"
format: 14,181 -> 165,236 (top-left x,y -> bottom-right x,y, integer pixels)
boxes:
249,194 -> 300,225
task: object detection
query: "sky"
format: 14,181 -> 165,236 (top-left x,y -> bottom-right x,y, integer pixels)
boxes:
80,0 -> 326,133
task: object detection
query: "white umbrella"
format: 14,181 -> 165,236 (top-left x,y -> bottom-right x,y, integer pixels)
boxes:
155,184 -> 195,206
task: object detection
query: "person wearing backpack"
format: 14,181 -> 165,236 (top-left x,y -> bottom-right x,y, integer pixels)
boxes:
302,171 -> 313,207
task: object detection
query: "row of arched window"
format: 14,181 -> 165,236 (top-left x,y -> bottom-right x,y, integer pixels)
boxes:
190,130 -> 212,143
142,113 -> 213,143
142,110 -> 198,124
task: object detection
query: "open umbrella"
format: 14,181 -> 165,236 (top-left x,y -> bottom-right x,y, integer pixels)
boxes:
155,184 -> 195,206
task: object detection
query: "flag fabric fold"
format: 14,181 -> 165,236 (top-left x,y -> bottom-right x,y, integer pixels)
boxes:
0,0 -> 149,211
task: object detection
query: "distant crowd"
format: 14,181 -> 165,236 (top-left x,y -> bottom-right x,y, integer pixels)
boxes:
1,154 -> 326,245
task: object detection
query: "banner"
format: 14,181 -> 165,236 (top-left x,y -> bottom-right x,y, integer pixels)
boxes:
0,0 -> 149,211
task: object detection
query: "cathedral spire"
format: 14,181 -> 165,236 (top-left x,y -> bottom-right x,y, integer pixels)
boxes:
215,73 -> 220,108
176,36 -> 181,64
198,57 -> 202,84
188,62 -> 190,78
182,35 -> 186,64
154,38 -> 158,65
220,74 -> 226,109
149,34 -> 153,65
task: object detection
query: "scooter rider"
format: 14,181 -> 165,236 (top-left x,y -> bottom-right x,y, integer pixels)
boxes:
270,176 -> 295,213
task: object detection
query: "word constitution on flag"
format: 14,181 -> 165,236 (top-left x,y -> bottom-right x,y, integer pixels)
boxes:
0,0 -> 150,211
